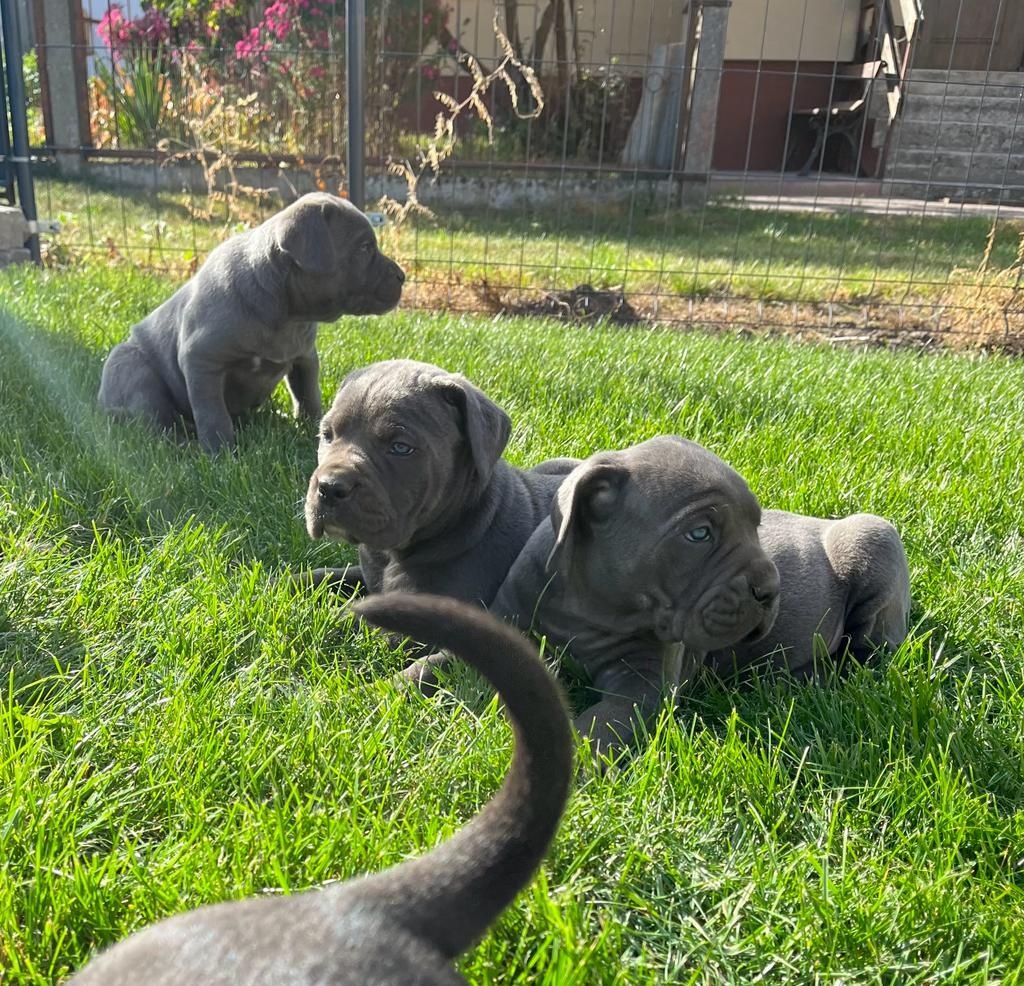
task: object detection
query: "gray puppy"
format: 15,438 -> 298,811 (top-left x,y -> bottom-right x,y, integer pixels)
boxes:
303,359 -> 578,609
67,593 -> 573,986
488,436 -> 781,756
706,509 -> 911,680
98,192 -> 405,453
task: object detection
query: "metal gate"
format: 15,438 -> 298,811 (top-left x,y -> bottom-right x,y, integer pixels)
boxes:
0,8 -> 13,205
0,0 -> 38,257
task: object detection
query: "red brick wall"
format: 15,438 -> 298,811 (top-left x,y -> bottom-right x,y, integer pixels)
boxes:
712,59 -> 879,175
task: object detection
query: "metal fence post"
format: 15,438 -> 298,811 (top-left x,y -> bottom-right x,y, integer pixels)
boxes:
346,0 -> 366,210
0,0 -> 40,262
0,29 -> 12,204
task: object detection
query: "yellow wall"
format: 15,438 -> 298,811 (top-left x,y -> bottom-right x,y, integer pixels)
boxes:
449,0 -> 689,71
724,0 -> 863,61
447,0 -> 862,72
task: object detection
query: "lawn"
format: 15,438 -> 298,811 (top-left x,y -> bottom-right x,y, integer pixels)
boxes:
2,260 -> 1024,984
31,173 -> 1024,316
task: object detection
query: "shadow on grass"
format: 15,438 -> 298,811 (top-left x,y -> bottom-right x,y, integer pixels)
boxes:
0,311 -> 343,574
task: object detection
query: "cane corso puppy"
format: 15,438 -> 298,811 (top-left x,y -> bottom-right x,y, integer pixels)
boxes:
98,192 -> 405,453
485,436 -> 781,757
706,509 -> 911,680
67,594 -> 573,986
303,359 -> 578,610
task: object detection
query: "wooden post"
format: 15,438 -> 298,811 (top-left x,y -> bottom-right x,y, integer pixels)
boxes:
32,0 -> 91,172
682,0 -> 731,177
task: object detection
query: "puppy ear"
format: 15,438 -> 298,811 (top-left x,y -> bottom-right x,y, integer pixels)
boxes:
273,199 -> 335,275
546,462 -> 627,576
436,375 -> 512,485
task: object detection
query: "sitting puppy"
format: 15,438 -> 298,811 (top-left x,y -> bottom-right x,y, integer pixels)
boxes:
67,593 -> 573,986
706,509 -> 911,680
98,192 -> 405,453
486,436 -> 781,757
303,359 -> 579,610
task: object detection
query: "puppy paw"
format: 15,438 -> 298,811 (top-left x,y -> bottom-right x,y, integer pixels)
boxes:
393,658 -> 442,697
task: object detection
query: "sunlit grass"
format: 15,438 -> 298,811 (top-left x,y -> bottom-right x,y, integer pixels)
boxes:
31,173 -> 1024,309
1,263 -> 1023,983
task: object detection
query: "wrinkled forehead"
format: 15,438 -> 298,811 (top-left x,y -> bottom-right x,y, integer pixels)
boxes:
327,368 -> 454,428
619,446 -> 761,525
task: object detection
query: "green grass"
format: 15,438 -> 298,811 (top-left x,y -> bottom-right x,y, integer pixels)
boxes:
2,261 -> 1024,984
32,173 -> 1024,308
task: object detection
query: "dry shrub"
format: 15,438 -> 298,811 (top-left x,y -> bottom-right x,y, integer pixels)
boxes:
377,15 -> 544,228
933,223 -> 1024,350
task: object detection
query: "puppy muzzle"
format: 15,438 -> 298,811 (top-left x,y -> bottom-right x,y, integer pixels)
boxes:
357,257 -> 405,314
304,462 -> 394,544
684,564 -> 780,650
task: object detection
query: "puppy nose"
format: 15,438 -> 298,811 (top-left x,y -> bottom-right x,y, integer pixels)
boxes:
750,581 -> 777,606
395,265 -> 406,284
317,474 -> 355,503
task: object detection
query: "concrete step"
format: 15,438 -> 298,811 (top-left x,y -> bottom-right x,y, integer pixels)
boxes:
886,147 -> 1024,175
898,93 -> 1024,124
909,68 -> 1024,86
892,118 -> 1024,154
903,77 -> 1024,101
884,177 -> 1024,203
882,72 -> 1024,203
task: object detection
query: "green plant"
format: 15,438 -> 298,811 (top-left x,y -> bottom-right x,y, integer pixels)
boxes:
94,46 -> 175,148
21,51 -> 47,146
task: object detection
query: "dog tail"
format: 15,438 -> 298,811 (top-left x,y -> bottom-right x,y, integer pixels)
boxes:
351,592 -> 573,959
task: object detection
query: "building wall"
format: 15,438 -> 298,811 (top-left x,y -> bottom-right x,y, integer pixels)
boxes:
724,0 -> 863,62
448,0 -> 690,71
713,0 -> 868,172
712,59 -> 880,172
449,0 -> 861,69
425,1 -> 874,171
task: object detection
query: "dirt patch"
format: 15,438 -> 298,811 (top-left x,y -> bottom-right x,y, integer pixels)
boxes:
479,282 -> 643,326
401,275 -> 1024,356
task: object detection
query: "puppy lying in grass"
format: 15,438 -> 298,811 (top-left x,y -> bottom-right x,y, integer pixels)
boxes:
67,594 -> 573,986
485,436 -> 781,758
706,508 -> 911,680
302,359 -> 578,608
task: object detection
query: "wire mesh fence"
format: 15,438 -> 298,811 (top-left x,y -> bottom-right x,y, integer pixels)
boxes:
12,0 -> 1024,352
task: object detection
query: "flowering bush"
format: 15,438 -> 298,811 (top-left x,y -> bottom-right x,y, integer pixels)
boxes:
97,5 -> 171,48
90,0 -> 452,156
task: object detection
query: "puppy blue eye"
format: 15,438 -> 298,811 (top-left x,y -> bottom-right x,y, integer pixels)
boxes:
319,429 -> 334,443
389,440 -> 414,456
685,525 -> 712,543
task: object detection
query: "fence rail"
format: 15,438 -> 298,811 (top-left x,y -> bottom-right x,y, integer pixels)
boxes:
10,0 -> 1024,351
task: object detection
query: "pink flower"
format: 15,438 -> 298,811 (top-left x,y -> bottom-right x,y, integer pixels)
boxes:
140,9 -> 170,43
97,5 -> 126,48
235,27 -> 269,61
309,65 -> 326,79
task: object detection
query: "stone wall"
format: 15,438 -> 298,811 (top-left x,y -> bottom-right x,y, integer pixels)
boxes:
0,206 -> 30,268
